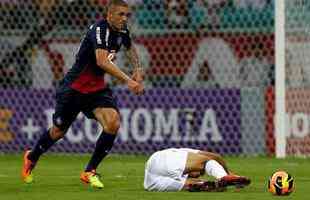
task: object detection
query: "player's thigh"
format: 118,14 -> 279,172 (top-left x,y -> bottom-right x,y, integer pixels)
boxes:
155,176 -> 186,191
82,88 -> 119,119
145,175 -> 186,192
53,87 -> 81,131
163,149 -> 188,178
145,151 -> 168,175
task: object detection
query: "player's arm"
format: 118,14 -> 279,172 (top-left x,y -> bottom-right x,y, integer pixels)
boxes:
197,151 -> 230,174
95,49 -> 143,94
124,43 -> 144,83
92,23 -> 143,94
96,49 -> 131,83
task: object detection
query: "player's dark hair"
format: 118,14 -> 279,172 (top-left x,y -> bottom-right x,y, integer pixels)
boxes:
103,0 -> 128,17
107,0 -> 129,9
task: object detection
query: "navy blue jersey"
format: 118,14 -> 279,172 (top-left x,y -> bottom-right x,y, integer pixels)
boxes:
62,19 -> 132,93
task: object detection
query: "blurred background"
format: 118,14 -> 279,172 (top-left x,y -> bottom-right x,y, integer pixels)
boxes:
0,0 -> 309,157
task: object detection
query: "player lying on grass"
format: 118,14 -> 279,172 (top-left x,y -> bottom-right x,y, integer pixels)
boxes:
144,148 -> 251,192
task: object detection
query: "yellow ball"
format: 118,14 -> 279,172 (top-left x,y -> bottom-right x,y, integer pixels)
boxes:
268,171 -> 294,195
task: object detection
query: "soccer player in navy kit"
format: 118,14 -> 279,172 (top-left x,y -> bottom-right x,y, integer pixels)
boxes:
22,0 -> 144,188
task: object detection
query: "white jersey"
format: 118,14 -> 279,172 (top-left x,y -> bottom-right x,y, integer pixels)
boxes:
144,148 -> 199,192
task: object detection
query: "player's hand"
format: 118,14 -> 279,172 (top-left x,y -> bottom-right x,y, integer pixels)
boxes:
131,68 -> 144,83
127,79 -> 144,95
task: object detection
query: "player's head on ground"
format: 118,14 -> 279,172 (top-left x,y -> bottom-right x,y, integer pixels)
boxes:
106,0 -> 131,31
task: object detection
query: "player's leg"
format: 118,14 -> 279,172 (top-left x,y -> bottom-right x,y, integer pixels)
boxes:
183,178 -> 226,192
27,126 -> 66,161
79,107 -> 119,188
144,150 -> 168,190
185,152 -> 250,188
145,174 -> 223,192
185,152 -> 228,179
197,151 -> 230,173
84,88 -> 120,172
86,107 -> 120,171
21,88 -> 80,183
80,88 -> 120,188
197,151 -> 251,187
144,174 -> 187,192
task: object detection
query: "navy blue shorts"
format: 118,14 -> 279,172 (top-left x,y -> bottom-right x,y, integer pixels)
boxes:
52,86 -> 118,130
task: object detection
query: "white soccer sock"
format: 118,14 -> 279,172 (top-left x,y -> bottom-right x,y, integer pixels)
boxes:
204,160 -> 228,179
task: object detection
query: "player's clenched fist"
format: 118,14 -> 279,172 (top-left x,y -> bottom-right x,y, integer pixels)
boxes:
127,79 -> 144,95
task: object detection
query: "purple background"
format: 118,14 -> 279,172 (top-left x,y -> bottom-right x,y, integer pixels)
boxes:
0,88 -> 241,155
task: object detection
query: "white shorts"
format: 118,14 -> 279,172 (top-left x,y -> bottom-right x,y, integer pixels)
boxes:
143,148 -> 199,192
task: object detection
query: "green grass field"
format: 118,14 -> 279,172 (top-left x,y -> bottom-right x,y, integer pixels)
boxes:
0,154 -> 308,200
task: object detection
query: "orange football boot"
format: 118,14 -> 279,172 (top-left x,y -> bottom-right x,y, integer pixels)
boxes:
219,175 -> 251,188
80,170 -> 104,189
21,150 -> 36,183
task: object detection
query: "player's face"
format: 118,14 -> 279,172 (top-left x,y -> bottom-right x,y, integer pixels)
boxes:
107,5 -> 131,31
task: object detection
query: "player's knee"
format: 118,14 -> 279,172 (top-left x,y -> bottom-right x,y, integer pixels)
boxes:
105,115 -> 120,133
103,112 -> 120,134
95,108 -> 120,134
50,126 -> 66,140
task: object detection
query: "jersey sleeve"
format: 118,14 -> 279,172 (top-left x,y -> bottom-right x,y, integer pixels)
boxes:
122,29 -> 132,49
90,23 -> 108,50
